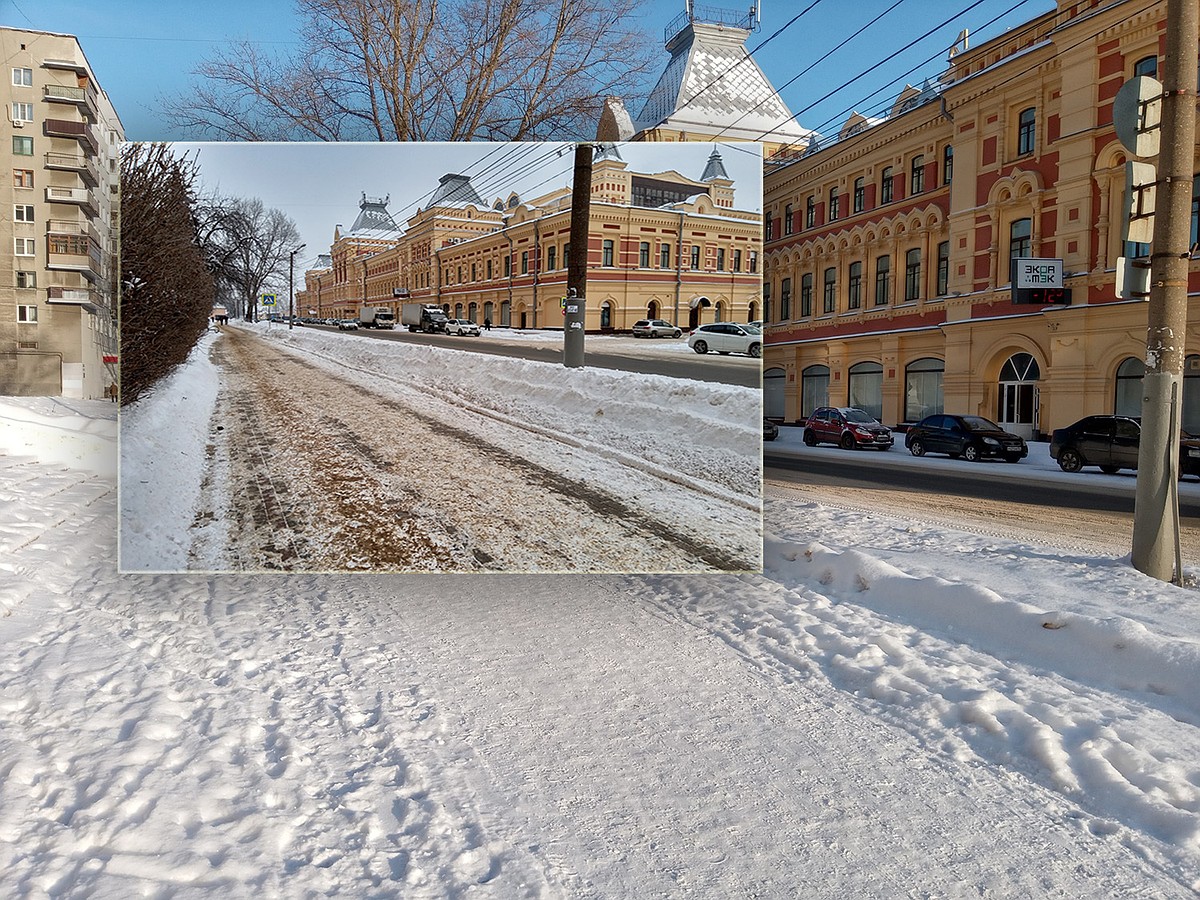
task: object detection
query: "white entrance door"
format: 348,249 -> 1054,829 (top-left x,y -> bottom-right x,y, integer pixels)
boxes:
998,353 -> 1040,440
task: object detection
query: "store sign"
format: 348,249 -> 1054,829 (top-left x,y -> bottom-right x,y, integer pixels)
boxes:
1011,258 -> 1070,305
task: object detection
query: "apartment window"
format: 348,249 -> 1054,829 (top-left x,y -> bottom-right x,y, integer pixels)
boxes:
13,136 -> 33,156
881,167 -> 894,203
763,282 -> 771,323
602,240 -> 614,267
733,249 -> 742,272
11,102 -> 33,123
14,204 -> 34,223
12,67 -> 33,87
823,267 -> 836,314
874,255 -> 890,305
546,246 -> 555,271
487,258 -> 493,279
800,273 -> 813,317
1190,175 -> 1200,247
853,177 -> 865,213
828,187 -> 840,220
17,305 -> 37,324
910,155 -> 925,194
520,251 -> 528,274
690,245 -> 700,269
805,196 -> 815,228
14,238 -> 35,256
504,256 -> 511,277
784,203 -> 793,235
716,248 -> 725,271
660,243 -> 670,268
1017,107 -> 1036,155
904,248 -> 922,301
765,210 -> 773,238
1010,217 -> 1032,263
16,271 -> 36,289
471,262 -> 477,281
1134,55 -> 1158,77
562,243 -> 569,270
749,251 -> 758,274
639,241 -> 650,268
936,241 -> 950,296
942,144 -> 953,185
848,262 -> 862,310
780,277 -> 792,320
457,265 -> 463,282
14,169 -> 34,188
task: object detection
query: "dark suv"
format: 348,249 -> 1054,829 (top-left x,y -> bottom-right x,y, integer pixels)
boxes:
904,414 -> 1028,462
1050,415 -> 1200,476
803,407 -> 893,450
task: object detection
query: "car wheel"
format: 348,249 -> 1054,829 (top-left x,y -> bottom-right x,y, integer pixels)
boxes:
1004,454 -> 1023,463
672,330 -> 681,338
693,340 -> 708,354
749,343 -> 762,358
909,438 -> 926,457
963,444 -> 981,462
1057,448 -> 1084,473
803,429 -> 818,447
1099,464 -> 1121,474
840,433 -> 856,451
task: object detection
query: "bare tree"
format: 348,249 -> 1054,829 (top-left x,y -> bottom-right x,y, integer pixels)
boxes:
163,0 -> 656,141
120,144 -> 216,405
199,197 -> 303,322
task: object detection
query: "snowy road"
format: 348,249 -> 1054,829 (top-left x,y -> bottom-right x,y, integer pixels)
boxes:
128,325 -> 762,574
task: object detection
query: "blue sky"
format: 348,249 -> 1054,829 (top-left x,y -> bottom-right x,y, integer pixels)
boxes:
8,0 -> 1053,141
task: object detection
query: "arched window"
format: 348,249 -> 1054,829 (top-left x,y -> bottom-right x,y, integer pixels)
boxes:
849,361 -> 884,421
801,365 -> 830,418
1115,356 -> 1144,418
905,357 -> 944,422
600,301 -> 612,329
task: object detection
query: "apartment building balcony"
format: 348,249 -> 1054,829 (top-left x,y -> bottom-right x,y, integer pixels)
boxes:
45,185 -> 98,217
47,286 -> 101,313
43,118 -> 99,155
47,217 -> 102,248
44,150 -> 99,187
42,82 -> 99,120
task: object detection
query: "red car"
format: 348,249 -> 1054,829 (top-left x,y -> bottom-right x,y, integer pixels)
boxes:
803,407 -> 893,450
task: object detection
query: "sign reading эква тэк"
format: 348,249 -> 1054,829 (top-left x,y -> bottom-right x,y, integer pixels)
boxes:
1010,257 -> 1071,306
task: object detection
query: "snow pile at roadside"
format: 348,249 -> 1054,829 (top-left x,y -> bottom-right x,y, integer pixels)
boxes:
0,396 -> 116,477
260,322 -> 762,493
118,331 -> 222,571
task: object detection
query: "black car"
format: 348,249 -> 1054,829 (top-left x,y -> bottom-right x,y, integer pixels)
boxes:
763,418 -> 779,441
904,414 -> 1028,462
1049,414 -> 1200,476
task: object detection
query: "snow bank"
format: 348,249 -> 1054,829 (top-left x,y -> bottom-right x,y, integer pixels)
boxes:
0,397 -> 116,477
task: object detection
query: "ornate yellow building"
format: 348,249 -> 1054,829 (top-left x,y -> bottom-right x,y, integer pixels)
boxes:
298,145 -> 763,332
763,0 -> 1199,440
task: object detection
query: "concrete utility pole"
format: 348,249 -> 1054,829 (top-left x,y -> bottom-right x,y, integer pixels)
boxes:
1132,0 -> 1198,582
565,143 -> 593,368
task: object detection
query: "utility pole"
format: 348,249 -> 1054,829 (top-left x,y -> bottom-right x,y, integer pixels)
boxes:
1132,0 -> 1198,581
288,244 -> 305,331
564,143 -> 593,368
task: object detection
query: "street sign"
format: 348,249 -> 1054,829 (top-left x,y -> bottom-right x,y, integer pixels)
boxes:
1114,76 -> 1163,158
1010,258 -> 1070,305
261,293 -> 277,306
1116,255 -> 1152,299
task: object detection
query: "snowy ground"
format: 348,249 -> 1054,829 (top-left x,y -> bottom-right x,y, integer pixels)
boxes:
2,380 -> 1200,895
119,323 -> 762,574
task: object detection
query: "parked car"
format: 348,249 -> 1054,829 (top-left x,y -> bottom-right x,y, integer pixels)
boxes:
803,406 -> 893,450
632,319 -> 682,339
445,318 -> 481,336
1049,414 -> 1200,477
337,319 -> 359,330
687,323 -> 763,358
904,414 -> 1028,462
763,418 -> 780,441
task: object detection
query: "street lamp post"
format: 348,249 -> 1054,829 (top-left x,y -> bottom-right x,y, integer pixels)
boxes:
289,245 -> 306,330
